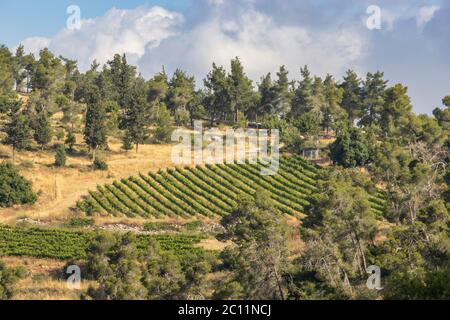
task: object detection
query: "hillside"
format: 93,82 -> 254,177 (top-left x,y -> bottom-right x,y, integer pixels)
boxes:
78,155 -> 386,219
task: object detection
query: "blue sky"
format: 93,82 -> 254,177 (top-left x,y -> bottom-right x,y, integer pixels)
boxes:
0,0 -> 448,114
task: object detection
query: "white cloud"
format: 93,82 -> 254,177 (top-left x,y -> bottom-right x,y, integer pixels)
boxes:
417,5 -> 440,27
19,6 -> 183,71
18,4 -> 367,85
19,37 -> 51,55
139,9 -> 367,83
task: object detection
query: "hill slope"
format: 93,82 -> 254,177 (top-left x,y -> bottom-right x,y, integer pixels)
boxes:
78,156 -> 320,218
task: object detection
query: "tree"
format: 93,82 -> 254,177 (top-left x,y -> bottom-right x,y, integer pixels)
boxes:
291,65 -> 314,117
121,77 -> 151,153
380,84 -> 413,138
84,232 -> 147,300
65,131 -> 76,152
340,70 -> 363,125
215,190 -> 290,300
32,109 -> 53,151
84,86 -> 108,162
3,100 -> 33,161
106,54 -> 136,110
360,71 -> 388,128
167,69 -> 195,117
0,260 -> 26,300
153,104 -> 173,144
229,57 -> 254,124
204,63 -> 231,126
298,169 -> 377,298
0,45 -> 14,96
0,162 -> 37,207
54,144 -> 66,167
256,73 -> 275,120
329,127 -> 370,168
322,75 -> 345,133
273,65 -> 293,115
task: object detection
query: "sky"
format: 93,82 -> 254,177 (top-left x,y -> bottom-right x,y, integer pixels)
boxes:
0,0 -> 448,114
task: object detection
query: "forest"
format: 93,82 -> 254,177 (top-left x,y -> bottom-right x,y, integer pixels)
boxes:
0,43 -> 449,300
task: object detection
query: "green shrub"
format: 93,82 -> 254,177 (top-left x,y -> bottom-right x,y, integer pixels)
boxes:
0,162 -> 37,208
54,144 -> 67,167
93,158 -> 108,171
64,217 -> 95,228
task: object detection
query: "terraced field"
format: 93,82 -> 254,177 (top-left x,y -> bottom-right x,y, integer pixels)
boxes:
78,155 -> 386,218
78,156 -> 321,218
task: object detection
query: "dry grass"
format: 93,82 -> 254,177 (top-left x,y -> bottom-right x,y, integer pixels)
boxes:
1,256 -> 96,300
0,136 -> 176,224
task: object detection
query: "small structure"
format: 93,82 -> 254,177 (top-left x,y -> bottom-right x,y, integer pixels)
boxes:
301,148 -> 320,160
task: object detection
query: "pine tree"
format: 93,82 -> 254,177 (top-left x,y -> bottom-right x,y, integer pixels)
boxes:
167,69 -> 195,122
273,65 -> 292,115
204,63 -> 231,126
291,65 -> 314,117
84,86 -> 108,162
122,77 -> 151,153
340,70 -> 363,125
360,71 -> 388,128
32,109 -> 53,151
3,100 -> 33,161
381,84 -> 413,137
229,57 -> 254,124
257,73 -> 275,119
322,75 -> 345,133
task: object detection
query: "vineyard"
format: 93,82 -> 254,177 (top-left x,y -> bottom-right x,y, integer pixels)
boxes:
79,155 -> 386,218
78,156 -> 323,218
0,225 -> 206,260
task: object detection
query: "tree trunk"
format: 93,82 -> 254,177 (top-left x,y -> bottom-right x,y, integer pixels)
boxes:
92,148 -> 96,162
12,146 -> 15,163
136,143 -> 139,154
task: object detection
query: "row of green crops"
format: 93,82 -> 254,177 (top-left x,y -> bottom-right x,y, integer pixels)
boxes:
79,155 -> 321,218
0,225 -> 206,260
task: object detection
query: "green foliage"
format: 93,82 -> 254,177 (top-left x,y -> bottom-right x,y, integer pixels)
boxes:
215,190 -> 290,300
0,260 -> 26,300
3,100 -> 33,158
93,158 -> 108,171
65,131 -> 76,152
54,144 -> 66,167
329,127 -> 370,168
153,104 -> 174,143
0,225 -> 206,261
0,162 -> 37,207
64,217 -> 95,229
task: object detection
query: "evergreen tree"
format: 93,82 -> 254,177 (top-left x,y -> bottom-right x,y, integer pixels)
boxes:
121,77 -> 151,153
340,70 -> 363,125
256,73 -> 275,119
381,84 -> 413,138
54,144 -> 66,167
273,65 -> 293,115
167,69 -> 195,117
204,63 -> 231,125
229,57 -> 254,124
32,109 -> 53,151
84,86 -> 108,162
360,71 -> 388,128
3,100 -> 33,161
291,65 -> 314,117
322,75 -> 345,133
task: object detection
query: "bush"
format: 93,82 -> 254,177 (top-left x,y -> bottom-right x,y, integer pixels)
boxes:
65,132 -> 76,152
174,108 -> 190,126
93,158 -> 108,171
54,144 -> 67,167
0,260 -> 26,299
0,162 -> 37,208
